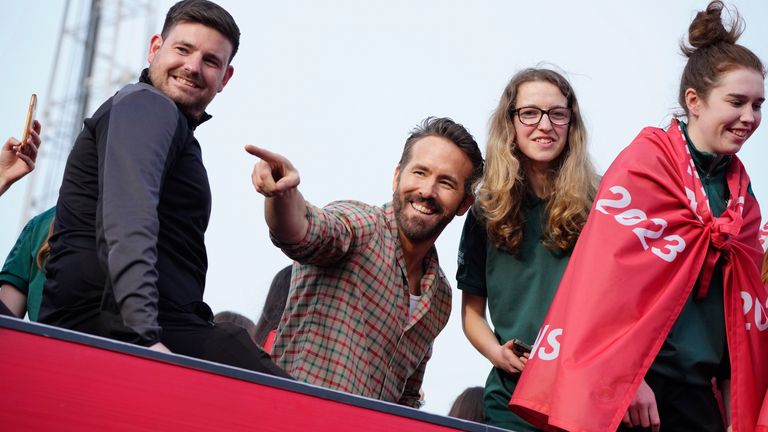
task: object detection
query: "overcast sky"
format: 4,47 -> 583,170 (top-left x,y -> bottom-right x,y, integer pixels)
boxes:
1,0 -> 767,415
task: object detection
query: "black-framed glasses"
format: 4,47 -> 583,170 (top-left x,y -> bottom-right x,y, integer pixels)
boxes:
509,106 -> 572,126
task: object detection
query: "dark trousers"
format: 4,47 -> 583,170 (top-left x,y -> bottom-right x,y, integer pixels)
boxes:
617,370 -> 724,432
101,307 -> 292,380
160,320 -> 292,379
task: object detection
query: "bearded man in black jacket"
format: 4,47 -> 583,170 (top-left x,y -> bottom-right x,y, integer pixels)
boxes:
39,0 -> 289,378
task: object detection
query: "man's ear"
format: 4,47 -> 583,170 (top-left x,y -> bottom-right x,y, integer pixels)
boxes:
684,88 -> 702,117
147,34 -> 163,64
456,194 -> 474,216
392,164 -> 401,193
218,65 -> 234,92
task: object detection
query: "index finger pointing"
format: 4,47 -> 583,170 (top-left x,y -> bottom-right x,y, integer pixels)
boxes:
245,145 -> 283,163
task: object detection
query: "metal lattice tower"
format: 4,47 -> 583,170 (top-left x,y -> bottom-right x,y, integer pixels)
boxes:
20,0 -> 156,224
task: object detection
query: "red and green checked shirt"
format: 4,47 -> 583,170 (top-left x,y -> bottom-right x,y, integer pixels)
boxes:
270,200 -> 452,407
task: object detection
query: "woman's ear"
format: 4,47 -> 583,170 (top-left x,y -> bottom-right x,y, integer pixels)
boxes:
684,88 -> 702,117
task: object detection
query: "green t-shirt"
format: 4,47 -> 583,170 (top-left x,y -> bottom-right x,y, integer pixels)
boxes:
0,206 -> 55,321
649,122 -> 738,386
457,196 -> 570,431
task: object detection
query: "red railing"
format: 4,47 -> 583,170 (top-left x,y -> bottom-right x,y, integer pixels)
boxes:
0,316 -> 499,431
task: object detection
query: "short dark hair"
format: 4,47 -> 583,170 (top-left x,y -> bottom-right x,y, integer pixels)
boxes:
253,265 -> 292,348
162,0 -> 241,62
213,311 -> 257,341
447,386 -> 484,423
399,117 -> 484,197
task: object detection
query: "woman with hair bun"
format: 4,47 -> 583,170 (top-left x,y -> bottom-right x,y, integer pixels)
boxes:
457,67 -> 598,430
510,2 -> 767,431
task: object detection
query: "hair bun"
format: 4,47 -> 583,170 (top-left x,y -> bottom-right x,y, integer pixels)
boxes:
682,1 -> 743,56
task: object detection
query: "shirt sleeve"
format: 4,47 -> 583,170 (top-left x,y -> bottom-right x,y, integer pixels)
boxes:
271,200 -> 377,267
0,220 -> 37,296
97,88 -> 180,345
456,207 -> 488,297
398,346 -> 430,408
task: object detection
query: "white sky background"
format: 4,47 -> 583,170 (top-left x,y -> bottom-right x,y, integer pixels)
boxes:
1,0 -> 767,415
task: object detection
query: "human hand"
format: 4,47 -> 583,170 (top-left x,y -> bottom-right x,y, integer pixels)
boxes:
416,388 -> 426,409
622,378 -> 660,431
245,145 -> 300,197
0,120 -> 41,195
148,341 -> 173,354
490,340 -> 528,374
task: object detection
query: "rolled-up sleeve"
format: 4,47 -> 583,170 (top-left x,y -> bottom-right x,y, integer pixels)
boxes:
271,200 -> 378,267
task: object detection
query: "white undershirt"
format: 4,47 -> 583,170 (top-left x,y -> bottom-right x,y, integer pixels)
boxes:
409,294 -> 421,318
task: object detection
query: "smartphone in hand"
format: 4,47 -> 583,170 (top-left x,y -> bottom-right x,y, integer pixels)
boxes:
20,94 -> 37,149
511,338 -> 532,356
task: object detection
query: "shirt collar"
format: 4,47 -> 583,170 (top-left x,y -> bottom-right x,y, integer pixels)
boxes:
680,121 -> 730,178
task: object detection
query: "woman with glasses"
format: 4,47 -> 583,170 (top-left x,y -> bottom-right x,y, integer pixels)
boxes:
456,68 -> 598,431
510,2 -> 767,431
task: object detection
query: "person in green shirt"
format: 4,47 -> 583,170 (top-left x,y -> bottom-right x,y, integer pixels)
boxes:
617,2 -> 764,430
457,68 -> 599,431
0,206 -> 55,321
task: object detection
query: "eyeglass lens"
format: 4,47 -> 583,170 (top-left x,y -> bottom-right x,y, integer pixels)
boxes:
516,107 -> 571,125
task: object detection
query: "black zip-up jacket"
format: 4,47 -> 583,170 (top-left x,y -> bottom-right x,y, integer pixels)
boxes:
40,69 -> 213,346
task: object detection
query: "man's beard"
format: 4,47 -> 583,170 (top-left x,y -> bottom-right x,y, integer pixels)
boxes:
393,189 -> 455,243
148,65 -> 207,118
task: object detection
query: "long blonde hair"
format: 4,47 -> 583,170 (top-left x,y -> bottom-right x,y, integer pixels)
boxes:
762,251 -> 768,285
477,68 -> 598,254
35,220 -> 54,271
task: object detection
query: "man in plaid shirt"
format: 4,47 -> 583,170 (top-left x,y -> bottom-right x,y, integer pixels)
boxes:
246,117 -> 483,406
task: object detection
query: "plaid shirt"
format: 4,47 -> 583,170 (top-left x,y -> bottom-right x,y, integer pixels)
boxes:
270,200 -> 452,407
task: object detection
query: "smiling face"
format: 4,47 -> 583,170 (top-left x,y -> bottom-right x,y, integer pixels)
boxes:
685,67 -> 764,155
392,136 -> 473,244
513,81 -> 570,172
147,22 -> 234,119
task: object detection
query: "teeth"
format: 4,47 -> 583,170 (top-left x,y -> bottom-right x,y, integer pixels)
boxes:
534,138 -> 553,143
411,203 -> 434,215
175,76 -> 197,87
730,129 -> 746,138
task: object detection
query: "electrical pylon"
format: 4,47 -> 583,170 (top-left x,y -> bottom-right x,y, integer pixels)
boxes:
20,0 -> 156,224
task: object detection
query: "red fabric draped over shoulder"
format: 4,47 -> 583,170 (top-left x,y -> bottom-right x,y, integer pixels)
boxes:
510,120 -> 768,432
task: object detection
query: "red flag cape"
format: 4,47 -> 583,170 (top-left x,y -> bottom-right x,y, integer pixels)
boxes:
510,120 -> 768,432
759,393 -> 768,432
760,221 -> 768,432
